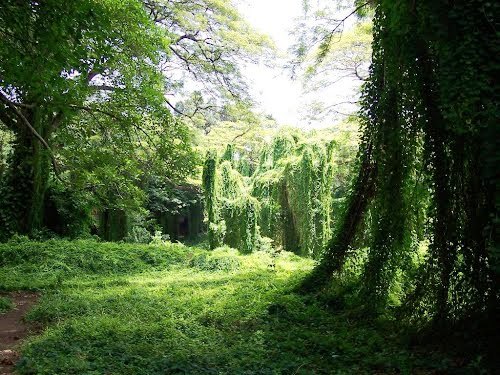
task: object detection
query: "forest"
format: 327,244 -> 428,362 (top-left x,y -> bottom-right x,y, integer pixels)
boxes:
0,0 -> 498,374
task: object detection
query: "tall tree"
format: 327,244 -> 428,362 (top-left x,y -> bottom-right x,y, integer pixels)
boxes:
0,0 -> 171,237
302,0 -> 499,328
144,0 -> 273,117
0,0 -> 270,239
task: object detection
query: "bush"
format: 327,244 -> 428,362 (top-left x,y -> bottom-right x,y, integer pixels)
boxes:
150,230 -> 170,245
0,296 -> 13,313
124,226 -> 152,244
189,247 -> 241,272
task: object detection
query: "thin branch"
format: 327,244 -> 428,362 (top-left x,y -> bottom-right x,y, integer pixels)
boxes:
321,2 -> 370,47
0,91 -> 62,180
165,99 -> 186,116
232,126 -> 253,142
165,98 -> 218,118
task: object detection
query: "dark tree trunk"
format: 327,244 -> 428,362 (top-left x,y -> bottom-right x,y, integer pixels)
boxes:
0,110 -> 51,239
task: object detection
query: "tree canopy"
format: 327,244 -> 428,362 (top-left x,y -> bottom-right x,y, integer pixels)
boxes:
0,0 -> 270,240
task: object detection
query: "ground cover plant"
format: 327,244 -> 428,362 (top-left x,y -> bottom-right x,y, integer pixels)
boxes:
0,296 -> 12,313
0,238 -> 481,374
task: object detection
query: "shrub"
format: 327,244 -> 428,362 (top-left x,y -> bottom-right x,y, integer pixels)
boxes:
189,247 -> 241,272
124,226 -> 152,244
0,296 -> 13,313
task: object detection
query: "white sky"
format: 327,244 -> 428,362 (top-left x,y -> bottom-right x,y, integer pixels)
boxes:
238,0 -> 304,127
237,0 -> 358,129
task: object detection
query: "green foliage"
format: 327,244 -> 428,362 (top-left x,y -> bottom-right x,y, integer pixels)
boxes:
189,247 -> 241,272
147,177 -> 201,215
219,194 -> 260,254
0,239 -> 475,373
0,138 -> 35,240
196,112 -> 278,174
203,128 -> 358,257
124,226 -> 152,244
0,295 -> 13,313
145,176 -> 204,240
44,182 -> 94,238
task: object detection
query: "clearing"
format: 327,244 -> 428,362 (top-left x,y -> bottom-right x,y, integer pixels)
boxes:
0,239 -> 460,374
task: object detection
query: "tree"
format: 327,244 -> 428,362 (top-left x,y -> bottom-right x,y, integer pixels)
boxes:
0,0 -> 270,239
0,0 -> 173,238
144,0 -> 274,118
303,0 -> 499,330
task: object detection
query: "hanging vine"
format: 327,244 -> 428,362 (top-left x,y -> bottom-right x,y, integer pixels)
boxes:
304,0 -> 499,329
203,130 -> 356,257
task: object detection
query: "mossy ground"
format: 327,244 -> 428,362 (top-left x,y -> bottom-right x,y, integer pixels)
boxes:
0,239 -> 460,374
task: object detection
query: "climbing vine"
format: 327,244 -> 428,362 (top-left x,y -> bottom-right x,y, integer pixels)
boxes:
203,130 -> 357,257
306,0 -> 499,330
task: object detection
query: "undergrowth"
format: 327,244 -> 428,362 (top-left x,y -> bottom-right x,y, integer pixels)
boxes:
0,239 -> 468,374
0,236 -> 196,290
0,295 -> 12,313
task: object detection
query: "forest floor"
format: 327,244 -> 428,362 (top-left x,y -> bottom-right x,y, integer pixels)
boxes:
0,239 -> 471,374
0,292 -> 39,375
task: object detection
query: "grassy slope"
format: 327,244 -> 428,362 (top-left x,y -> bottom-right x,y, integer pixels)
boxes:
1,239 -> 456,374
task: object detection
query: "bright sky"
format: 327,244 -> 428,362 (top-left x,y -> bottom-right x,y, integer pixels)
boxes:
237,0 -> 305,127
237,0 -> 357,129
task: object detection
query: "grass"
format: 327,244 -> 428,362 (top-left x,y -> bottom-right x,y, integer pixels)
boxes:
0,295 -> 13,313
0,238 -> 465,374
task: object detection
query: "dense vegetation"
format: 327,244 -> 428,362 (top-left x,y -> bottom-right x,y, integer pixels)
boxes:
0,238 -> 481,374
203,126 -> 358,257
0,0 -> 271,241
0,0 -> 498,373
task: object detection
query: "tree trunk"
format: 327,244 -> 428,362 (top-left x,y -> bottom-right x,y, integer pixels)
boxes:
0,110 -> 51,238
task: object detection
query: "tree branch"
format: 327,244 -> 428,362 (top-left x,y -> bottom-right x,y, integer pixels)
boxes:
232,126 -> 253,142
0,91 -> 62,180
318,1 -> 371,62
165,99 -> 186,116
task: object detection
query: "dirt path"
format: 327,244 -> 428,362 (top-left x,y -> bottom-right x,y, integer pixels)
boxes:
0,292 -> 39,375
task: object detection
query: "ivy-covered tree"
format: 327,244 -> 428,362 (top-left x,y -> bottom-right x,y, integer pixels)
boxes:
302,0 -> 499,332
202,127 -> 358,256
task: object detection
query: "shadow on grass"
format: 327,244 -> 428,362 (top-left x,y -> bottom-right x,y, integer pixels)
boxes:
10,264 -> 457,375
